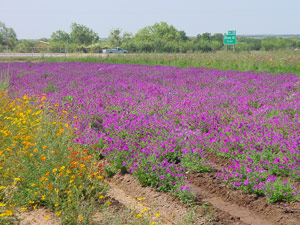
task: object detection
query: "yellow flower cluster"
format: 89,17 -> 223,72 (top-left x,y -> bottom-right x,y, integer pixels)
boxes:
0,91 -> 107,223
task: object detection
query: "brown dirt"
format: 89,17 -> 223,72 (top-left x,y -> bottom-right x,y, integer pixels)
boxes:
107,172 -> 247,225
186,150 -> 300,225
108,173 -> 194,224
17,208 -> 60,225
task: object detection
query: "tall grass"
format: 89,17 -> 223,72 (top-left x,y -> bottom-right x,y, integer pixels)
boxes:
0,67 -> 11,91
1,50 -> 299,75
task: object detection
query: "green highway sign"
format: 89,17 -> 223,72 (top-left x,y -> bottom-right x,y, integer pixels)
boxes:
228,30 -> 236,35
224,34 -> 236,45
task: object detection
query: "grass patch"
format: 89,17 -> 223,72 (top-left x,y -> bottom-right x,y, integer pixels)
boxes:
1,50 -> 299,75
0,67 -> 11,91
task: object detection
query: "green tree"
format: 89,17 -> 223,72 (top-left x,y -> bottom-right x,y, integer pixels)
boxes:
201,32 -> 211,41
211,33 -> 224,44
121,32 -> 133,43
128,22 -> 188,52
108,28 -> 122,47
16,40 -> 36,52
69,23 -> 99,45
0,21 -> 17,49
51,30 -> 70,43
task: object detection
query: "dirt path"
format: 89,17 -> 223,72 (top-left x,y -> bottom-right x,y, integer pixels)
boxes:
188,171 -> 300,225
192,184 -> 272,225
196,151 -> 300,225
106,173 -> 250,225
107,173 -> 203,224
107,181 -> 175,224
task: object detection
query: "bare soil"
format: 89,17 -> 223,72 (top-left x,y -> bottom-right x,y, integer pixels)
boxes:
188,150 -> 300,225
108,172 -> 247,225
17,208 -> 59,225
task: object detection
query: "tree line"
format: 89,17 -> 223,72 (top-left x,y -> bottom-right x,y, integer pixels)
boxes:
1,21 -> 300,53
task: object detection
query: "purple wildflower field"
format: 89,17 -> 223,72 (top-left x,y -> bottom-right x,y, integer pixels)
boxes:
2,62 -> 300,203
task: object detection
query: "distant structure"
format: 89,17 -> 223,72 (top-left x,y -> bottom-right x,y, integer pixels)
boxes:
37,41 -> 50,47
238,34 -> 300,39
36,41 -> 50,51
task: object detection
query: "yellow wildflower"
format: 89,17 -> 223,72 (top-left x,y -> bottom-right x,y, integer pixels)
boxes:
136,214 -> 142,218
78,215 -> 84,222
141,207 -> 148,213
5,210 -> 13,216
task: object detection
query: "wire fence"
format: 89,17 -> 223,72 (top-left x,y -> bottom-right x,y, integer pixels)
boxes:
0,46 -> 103,53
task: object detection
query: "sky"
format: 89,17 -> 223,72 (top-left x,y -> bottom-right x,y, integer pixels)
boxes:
1,0 -> 300,39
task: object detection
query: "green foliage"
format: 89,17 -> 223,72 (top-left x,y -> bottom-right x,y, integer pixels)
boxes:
264,179 -> 299,203
108,28 -> 122,47
172,185 -> 196,205
123,22 -> 189,53
3,20 -> 300,53
49,23 -> 103,52
0,21 -> 17,50
237,37 -> 262,51
181,153 -> 212,173
63,95 -> 74,102
70,23 -> 99,45
0,68 -> 11,91
104,167 -> 116,177
261,37 -> 295,51
51,30 -> 70,43
44,81 -> 58,93
0,94 -> 108,224
15,40 -> 37,53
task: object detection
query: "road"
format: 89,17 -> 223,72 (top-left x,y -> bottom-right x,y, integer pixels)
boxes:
0,53 -> 109,58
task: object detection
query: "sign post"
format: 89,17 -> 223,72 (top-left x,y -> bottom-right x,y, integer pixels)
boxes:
224,30 -> 236,51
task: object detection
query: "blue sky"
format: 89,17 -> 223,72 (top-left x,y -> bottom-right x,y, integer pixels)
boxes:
1,0 -> 299,39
